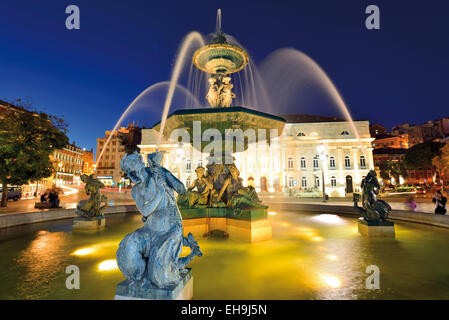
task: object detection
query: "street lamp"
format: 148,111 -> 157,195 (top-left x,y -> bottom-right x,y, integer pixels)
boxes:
317,143 -> 327,202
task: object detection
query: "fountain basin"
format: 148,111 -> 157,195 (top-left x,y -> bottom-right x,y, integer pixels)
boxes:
193,43 -> 249,75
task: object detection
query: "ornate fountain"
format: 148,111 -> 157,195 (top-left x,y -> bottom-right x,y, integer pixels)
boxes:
192,28 -> 248,107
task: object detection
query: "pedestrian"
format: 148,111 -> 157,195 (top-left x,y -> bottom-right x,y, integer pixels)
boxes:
48,188 -> 61,208
432,190 -> 447,215
405,195 -> 417,211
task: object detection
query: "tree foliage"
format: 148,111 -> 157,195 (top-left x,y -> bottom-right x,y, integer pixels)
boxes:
432,143 -> 449,182
0,99 -> 69,206
379,160 -> 408,185
403,142 -> 443,170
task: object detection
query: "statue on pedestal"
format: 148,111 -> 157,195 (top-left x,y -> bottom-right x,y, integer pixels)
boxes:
206,75 -> 236,108
353,170 -> 392,224
178,166 -> 213,208
117,151 -> 202,291
75,174 -> 108,218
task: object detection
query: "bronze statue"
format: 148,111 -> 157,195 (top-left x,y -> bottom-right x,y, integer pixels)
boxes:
76,174 -> 108,218
178,162 -> 267,211
178,166 -> 213,208
353,170 -> 392,224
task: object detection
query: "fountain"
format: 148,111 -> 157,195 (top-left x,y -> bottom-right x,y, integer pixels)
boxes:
151,13 -> 288,243
73,174 -> 108,231
353,170 -> 395,237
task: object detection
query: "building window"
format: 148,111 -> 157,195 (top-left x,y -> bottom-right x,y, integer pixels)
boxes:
331,176 -> 337,187
300,157 -> 306,169
345,156 -> 351,168
186,160 -> 191,171
186,177 -> 191,187
313,156 -> 319,169
341,131 -> 350,135
315,176 -> 320,187
329,156 -> 336,169
288,177 -> 294,187
301,177 -> 307,187
288,157 -> 294,169
198,160 -> 202,167
297,132 -> 306,136
360,156 -> 366,169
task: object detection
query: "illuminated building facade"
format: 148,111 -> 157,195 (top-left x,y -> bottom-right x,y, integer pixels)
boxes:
139,114 -> 374,197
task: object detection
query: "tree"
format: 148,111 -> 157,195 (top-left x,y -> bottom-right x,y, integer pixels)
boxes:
379,160 -> 408,186
403,142 -> 443,170
432,143 -> 449,184
0,99 -> 68,207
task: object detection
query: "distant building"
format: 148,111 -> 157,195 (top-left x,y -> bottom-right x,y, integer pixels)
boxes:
95,123 -> 142,186
369,123 -> 387,138
52,143 -> 84,185
139,114 -> 375,197
392,118 -> 449,147
373,133 -> 409,149
82,149 -> 94,176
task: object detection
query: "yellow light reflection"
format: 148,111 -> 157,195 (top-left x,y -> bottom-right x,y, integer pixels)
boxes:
72,248 -> 95,256
311,236 -> 324,242
268,211 -> 277,216
322,275 -> 341,288
281,222 -> 290,227
98,259 -> 118,271
312,214 -> 345,225
326,254 -> 338,261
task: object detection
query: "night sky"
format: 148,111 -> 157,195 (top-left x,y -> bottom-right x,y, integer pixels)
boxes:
1,0 -> 448,155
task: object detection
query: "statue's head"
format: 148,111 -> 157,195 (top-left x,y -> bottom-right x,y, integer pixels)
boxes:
195,166 -> 205,178
228,164 -> 240,179
147,151 -> 165,167
120,152 -> 145,183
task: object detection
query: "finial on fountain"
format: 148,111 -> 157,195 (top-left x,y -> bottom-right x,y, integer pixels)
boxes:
192,10 -> 248,108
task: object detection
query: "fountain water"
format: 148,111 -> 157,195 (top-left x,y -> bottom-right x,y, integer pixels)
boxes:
98,9 -> 366,166
259,48 -> 366,155
95,81 -> 200,166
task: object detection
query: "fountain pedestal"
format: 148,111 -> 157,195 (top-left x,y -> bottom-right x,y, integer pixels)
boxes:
73,216 -> 105,231
181,208 -> 272,243
357,218 -> 395,238
115,269 -> 193,300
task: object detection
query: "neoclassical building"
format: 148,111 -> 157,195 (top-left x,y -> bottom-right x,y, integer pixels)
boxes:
139,114 -> 374,197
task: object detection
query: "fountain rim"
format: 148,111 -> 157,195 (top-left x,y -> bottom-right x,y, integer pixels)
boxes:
151,106 -> 287,129
192,43 -> 250,75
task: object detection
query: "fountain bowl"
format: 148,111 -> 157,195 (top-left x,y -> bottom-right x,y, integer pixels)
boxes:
193,43 -> 249,75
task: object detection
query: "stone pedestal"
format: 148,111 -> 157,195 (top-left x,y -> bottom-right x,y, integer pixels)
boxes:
115,269 -> 193,300
73,216 -> 105,231
358,218 -> 395,238
181,208 -> 272,243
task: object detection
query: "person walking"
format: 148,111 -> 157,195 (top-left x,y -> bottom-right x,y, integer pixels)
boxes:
432,190 -> 447,215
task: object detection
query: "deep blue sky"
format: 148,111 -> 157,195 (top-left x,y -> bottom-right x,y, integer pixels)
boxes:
1,0 -> 448,154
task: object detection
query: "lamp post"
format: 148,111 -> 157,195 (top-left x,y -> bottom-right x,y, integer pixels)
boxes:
317,144 -> 327,202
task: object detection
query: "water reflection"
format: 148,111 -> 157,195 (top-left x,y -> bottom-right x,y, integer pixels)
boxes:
0,211 -> 448,299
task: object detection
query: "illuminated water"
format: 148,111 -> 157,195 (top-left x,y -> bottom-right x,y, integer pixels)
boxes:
1,211 -> 449,300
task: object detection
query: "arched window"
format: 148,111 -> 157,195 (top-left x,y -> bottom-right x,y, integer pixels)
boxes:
313,156 -> 319,169
341,131 -> 350,135
301,177 -> 307,187
300,157 -> 306,169
288,177 -> 294,187
288,157 -> 294,169
186,160 -> 191,170
360,155 -> 366,169
297,132 -> 306,136
315,176 -> 320,187
344,156 -> 351,168
331,176 -> 337,187
198,160 -> 202,167
329,156 -> 336,169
